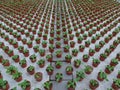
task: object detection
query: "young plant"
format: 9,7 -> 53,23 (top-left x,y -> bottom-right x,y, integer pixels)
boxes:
67,80 -> 76,90
55,60 -> 62,69
55,73 -> 63,82
76,70 -> 85,81
46,65 -> 54,75
97,70 -> 108,81
84,65 -> 93,74
37,59 -> 45,68
0,79 -> 9,90
89,79 -> 99,89
43,81 -> 52,90
74,59 -> 81,68
66,65 -> 73,75
18,80 -> 31,90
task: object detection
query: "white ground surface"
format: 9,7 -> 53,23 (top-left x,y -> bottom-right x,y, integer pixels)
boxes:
0,0 -> 120,90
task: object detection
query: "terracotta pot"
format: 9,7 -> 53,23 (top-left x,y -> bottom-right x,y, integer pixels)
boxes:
117,74 -> 120,78
15,76 -> 22,82
35,72 -> 42,81
24,53 -> 29,57
105,68 -> 112,74
110,62 -> 117,66
97,72 -> 104,81
56,54 -> 62,58
47,71 -> 53,75
55,65 -> 61,69
112,83 -> 119,90
40,53 -> 45,57
21,63 -> 27,68
89,83 -> 99,90
27,69 -> 35,75
14,57 -> 20,63
92,62 -> 100,67
3,62 -> 10,66
44,84 -> 52,90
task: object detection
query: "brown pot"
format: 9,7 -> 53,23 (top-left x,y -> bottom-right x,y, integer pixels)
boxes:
24,53 -> 29,57
35,72 -> 42,81
97,72 -> 104,81
55,65 -> 61,69
92,62 -> 100,67
15,76 -> 22,82
47,71 -> 53,75
89,82 -> 99,90
112,83 -> 119,90
21,63 -> 27,68
66,70 -> 73,75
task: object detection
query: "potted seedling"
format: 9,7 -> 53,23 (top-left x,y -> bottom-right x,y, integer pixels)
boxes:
79,45 -> 85,52
12,41 -> 18,48
55,50 -> 62,58
67,80 -> 76,90
12,55 -> 19,63
27,65 -> 35,75
70,41 -> 75,48
35,37 -> 41,44
84,65 -> 93,74
29,54 -> 36,63
12,71 -> 22,82
7,50 -> 14,57
85,40 -> 90,47
0,71 -> 2,79
117,70 -> 120,78
0,79 -> 9,90
42,41 -> 47,48
74,59 -> 81,68
23,49 -> 29,57
19,58 -> 27,68
83,54 -> 89,62
89,48 -> 95,56
105,65 -> 114,74
0,55 -> 3,63
55,73 -> 63,83
100,53 -> 107,61
49,44 -> 54,53
72,49 -> 78,56
56,42 -> 61,48
49,37 -> 54,44
18,80 -> 31,90
76,70 -> 85,81
46,65 -> 54,75
43,81 -> 52,90
43,34 -> 47,40
33,45 -> 39,52
46,54 -> 53,62
64,45 -> 70,52
66,65 -> 73,75
6,65 -> 17,75
97,70 -> 108,81
95,44 -> 101,52
64,38 -> 68,44
92,58 -> 100,67
55,60 -> 62,69
37,59 -> 45,68
34,72 -> 42,82
89,79 -> 99,89
65,54 -> 72,63
39,49 -> 45,56
2,59 -> 10,67
110,58 -> 118,66
18,46 -> 24,53
112,79 -> 120,90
